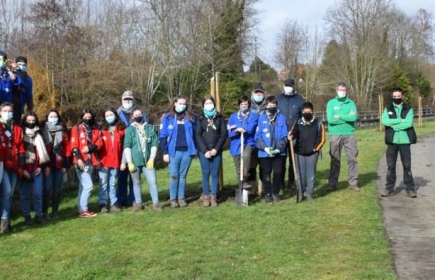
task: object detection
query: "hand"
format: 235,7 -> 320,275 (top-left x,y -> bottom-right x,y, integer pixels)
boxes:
44,166 -> 51,177
35,167 -> 42,176
80,146 -> 89,154
272,149 -> 280,155
264,147 -> 274,157
333,114 -> 340,119
163,154 -> 170,163
5,160 -> 16,171
205,151 -> 212,159
235,128 -> 246,133
128,162 -> 137,173
23,170 -> 31,180
77,159 -> 85,170
287,133 -> 293,140
8,70 -> 16,80
210,149 -> 217,156
146,159 -> 154,170
120,163 -> 126,171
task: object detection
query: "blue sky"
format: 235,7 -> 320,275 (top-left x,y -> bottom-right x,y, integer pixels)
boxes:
253,0 -> 435,68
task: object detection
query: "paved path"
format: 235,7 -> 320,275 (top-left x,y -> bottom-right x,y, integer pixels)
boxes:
377,134 -> 435,280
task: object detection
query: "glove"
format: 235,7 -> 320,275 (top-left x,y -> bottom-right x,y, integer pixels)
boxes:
264,147 -> 274,157
128,162 -> 137,173
146,159 -> 154,170
272,149 -> 280,155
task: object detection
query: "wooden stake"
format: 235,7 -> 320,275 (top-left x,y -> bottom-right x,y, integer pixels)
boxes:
210,77 -> 215,99
214,72 -> 224,191
418,96 -> 423,127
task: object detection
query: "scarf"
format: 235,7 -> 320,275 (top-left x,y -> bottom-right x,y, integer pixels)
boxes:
300,116 -> 315,126
23,127 -> 50,165
42,123 -> 64,155
132,122 -> 147,160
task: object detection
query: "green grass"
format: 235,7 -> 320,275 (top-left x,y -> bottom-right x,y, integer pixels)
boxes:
1,121 -> 434,280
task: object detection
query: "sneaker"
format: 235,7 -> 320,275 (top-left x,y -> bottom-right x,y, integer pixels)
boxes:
170,200 -> 179,208
0,219 -> 10,233
35,215 -> 46,224
24,215 -> 32,226
132,203 -> 142,212
110,205 -> 122,213
203,195 -> 210,207
349,185 -> 361,192
264,194 -> 273,204
325,185 -> 337,191
210,195 -> 218,207
178,199 -> 187,207
272,194 -> 281,202
306,195 -> 314,202
99,204 -> 109,213
406,190 -> 417,198
153,203 -> 162,212
381,190 -> 394,197
78,211 -> 97,218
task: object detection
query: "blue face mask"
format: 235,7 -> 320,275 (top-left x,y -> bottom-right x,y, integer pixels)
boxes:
48,118 -> 58,125
175,104 -> 186,113
0,61 -> 6,69
106,116 -> 116,125
18,65 -> 27,72
240,106 -> 249,113
203,108 -> 216,117
252,95 -> 264,103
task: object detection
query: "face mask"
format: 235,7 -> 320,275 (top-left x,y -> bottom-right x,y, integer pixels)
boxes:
240,106 -> 249,113
302,113 -> 313,121
133,116 -> 143,123
393,98 -> 402,105
337,91 -> 347,98
26,123 -> 36,129
106,116 -> 116,124
175,104 -> 186,113
18,65 -> 27,72
0,61 -> 6,69
284,86 -> 294,95
48,118 -> 58,125
83,119 -> 92,125
1,112 -> 13,122
203,108 -> 216,117
122,102 -> 133,110
253,95 -> 264,103
267,107 -> 277,115
204,104 -> 214,111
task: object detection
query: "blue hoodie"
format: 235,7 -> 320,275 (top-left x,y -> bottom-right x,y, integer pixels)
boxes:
0,69 -> 21,103
228,110 -> 258,156
255,112 -> 288,158
159,113 -> 197,157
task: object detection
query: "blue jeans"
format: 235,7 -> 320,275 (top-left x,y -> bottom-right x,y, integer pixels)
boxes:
20,169 -> 44,216
76,166 -> 94,212
130,166 -> 159,204
44,167 -> 64,197
117,169 -> 135,206
198,153 -> 221,196
168,150 -> 193,200
1,170 -> 18,219
98,167 -> 119,206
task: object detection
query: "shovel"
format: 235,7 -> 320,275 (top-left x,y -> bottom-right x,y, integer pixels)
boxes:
235,132 -> 247,206
289,138 -> 303,203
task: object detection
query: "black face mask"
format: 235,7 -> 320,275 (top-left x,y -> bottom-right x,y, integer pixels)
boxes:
302,113 -> 313,121
393,98 -> 402,105
134,116 -> 143,123
267,107 -> 277,115
83,119 -> 92,125
25,123 -> 36,129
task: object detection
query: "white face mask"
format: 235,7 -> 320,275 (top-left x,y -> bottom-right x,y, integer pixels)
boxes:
204,104 -> 215,111
122,102 -> 133,110
284,86 -> 294,95
1,112 -> 13,122
337,91 -> 347,98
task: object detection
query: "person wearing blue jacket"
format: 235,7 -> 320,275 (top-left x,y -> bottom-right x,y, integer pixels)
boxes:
228,95 -> 259,189
159,95 -> 197,208
255,96 -> 288,203
0,51 -> 21,106
277,78 -> 304,190
12,56 -> 33,124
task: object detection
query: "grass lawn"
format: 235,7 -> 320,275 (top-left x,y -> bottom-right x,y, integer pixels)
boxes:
0,121 -> 434,280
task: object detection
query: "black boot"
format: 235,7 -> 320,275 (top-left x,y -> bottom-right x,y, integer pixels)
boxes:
264,194 -> 273,204
42,194 -> 52,221
52,194 -> 61,220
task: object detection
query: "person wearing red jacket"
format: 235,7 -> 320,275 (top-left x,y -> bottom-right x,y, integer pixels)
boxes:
20,111 -> 51,225
70,108 -> 103,218
0,102 -> 25,233
98,107 -> 126,213
41,109 -> 71,220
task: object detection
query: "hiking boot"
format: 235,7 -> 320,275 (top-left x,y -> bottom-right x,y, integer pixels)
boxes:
170,200 -> 179,208
349,185 -> 360,192
1,219 -> 10,233
110,204 -> 122,213
153,203 -> 162,212
264,194 -> 273,204
78,211 -> 97,218
406,190 -> 417,198
210,195 -> 218,207
203,195 -> 210,207
178,199 -> 187,207
272,193 -> 281,202
35,215 -> 46,224
24,215 -> 32,226
99,204 -> 109,213
381,190 -> 394,197
132,203 -> 142,212
325,185 -> 337,191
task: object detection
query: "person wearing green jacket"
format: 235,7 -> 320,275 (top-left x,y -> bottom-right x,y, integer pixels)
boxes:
380,88 -> 417,198
122,108 -> 161,211
325,82 -> 360,192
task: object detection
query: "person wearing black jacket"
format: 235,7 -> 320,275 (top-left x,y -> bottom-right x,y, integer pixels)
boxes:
289,102 -> 325,202
195,95 -> 227,207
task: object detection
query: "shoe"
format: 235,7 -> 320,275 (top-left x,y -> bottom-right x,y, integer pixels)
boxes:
52,213 -> 60,220
170,200 -> 179,208
1,219 -> 10,233
264,194 -> 273,204
325,185 -> 337,191
78,211 -> 97,218
24,215 -> 32,226
242,182 -> 252,190
35,215 -> 46,224
110,205 -> 122,213
210,195 -> 218,207
272,193 -> 280,202
306,195 -> 314,202
153,203 -> 162,212
406,190 -> 417,198
349,185 -> 360,192
203,195 -> 210,207
381,190 -> 394,197
99,204 -> 109,213
43,213 -> 52,222
178,199 -> 187,207
132,203 -> 142,212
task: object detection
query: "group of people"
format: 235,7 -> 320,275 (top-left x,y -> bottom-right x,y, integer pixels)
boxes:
0,49 -> 418,234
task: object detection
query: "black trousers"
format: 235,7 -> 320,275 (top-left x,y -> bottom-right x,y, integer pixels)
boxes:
385,144 -> 415,191
259,156 -> 284,195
